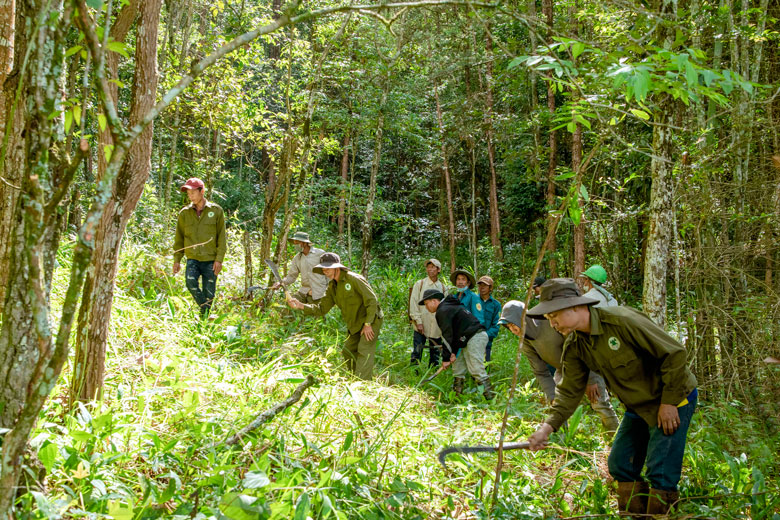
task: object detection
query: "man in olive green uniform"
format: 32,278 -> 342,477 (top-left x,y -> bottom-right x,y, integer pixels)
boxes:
286,253 -> 383,380
271,231 -> 328,303
498,300 -> 620,434
526,279 -> 697,516
173,178 -> 227,317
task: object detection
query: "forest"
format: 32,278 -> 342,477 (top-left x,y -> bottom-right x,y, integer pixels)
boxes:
0,0 -> 779,517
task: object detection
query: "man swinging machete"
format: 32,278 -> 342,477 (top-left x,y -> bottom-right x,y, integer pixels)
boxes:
526,278 -> 698,517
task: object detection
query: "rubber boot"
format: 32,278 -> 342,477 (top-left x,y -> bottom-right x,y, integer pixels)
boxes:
479,376 -> 494,400
453,376 -> 465,395
647,488 -> 678,516
616,481 -> 648,518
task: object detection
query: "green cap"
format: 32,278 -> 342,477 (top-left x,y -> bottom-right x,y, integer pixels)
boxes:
581,265 -> 607,285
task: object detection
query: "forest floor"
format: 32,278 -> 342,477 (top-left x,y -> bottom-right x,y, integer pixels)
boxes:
21,240 -> 780,519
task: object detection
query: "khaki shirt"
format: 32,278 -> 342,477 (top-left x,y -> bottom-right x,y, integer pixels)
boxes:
302,271 -> 383,335
584,286 -> 618,307
546,306 -> 697,431
282,247 -> 328,300
173,201 -> 227,264
409,277 -> 445,337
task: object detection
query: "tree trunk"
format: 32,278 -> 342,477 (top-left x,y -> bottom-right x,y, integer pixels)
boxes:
337,132 -> 350,238
483,31 -> 503,260
570,0 -> 584,281
69,0 -> 162,405
572,122 -> 585,280
434,81 -> 456,273
543,0 -> 558,277
361,83 -> 388,275
0,0 -> 22,306
642,102 -> 675,327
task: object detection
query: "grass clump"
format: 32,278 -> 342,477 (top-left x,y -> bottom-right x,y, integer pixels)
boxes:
15,240 -> 780,519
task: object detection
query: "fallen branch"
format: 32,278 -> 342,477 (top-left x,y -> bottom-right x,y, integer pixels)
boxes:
206,375 -> 317,450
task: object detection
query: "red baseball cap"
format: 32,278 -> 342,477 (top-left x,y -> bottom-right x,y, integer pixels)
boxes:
180,177 -> 205,192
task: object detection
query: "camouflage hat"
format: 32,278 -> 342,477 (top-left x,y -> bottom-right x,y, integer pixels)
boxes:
450,269 -> 476,289
526,278 -> 598,317
313,252 -> 347,274
288,231 -> 313,244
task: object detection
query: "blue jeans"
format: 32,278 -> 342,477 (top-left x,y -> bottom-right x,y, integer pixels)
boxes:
185,259 -> 217,317
608,389 -> 697,491
411,331 -> 441,367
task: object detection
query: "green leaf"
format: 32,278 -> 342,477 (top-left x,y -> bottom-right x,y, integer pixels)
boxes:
103,144 -> 114,163
341,431 -> 353,452
572,42 -> 585,59
73,105 -> 81,126
65,45 -> 83,58
85,0 -> 103,9
38,443 -> 58,474
579,184 -> 589,203
106,41 -> 130,58
294,492 -> 310,520
98,113 -> 107,132
685,60 -> 698,87
633,70 -> 650,102
242,471 -> 271,489
107,500 -> 134,520
64,110 -> 73,134
320,494 -> 334,518
554,171 -> 576,181
219,493 -> 270,520
507,56 -> 529,69
630,108 -> 650,121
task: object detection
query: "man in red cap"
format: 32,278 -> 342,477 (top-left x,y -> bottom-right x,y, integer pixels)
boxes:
173,178 -> 227,317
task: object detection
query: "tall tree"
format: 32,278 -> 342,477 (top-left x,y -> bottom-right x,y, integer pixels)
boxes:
69,0 -> 162,405
542,0 -> 558,277
483,30 -> 503,260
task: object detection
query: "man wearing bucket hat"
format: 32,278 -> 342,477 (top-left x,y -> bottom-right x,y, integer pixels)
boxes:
498,300 -> 620,434
579,264 -> 618,307
526,279 -> 698,516
173,177 -> 227,317
418,288 -> 492,399
408,259 -> 445,367
476,276 -> 502,362
271,231 -> 328,303
286,253 -> 383,380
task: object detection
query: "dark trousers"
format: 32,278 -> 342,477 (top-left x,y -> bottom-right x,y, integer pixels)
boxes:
411,331 -> 441,367
608,389 -> 697,491
485,338 -> 495,362
185,259 -> 217,317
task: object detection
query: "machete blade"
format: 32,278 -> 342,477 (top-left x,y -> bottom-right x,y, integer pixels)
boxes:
437,442 -> 531,470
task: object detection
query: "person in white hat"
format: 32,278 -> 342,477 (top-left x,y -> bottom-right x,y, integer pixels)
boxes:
408,259 -> 445,367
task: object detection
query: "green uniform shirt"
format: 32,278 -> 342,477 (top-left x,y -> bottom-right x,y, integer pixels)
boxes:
546,306 -> 697,431
173,201 -> 227,264
301,271 -> 383,335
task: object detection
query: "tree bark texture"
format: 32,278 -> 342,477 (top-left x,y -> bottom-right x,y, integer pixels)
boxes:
338,132 -> 350,237
483,31 -> 503,260
543,0 -> 557,277
572,122 -> 585,281
434,81 -> 456,273
70,0 -> 162,405
642,102 -> 675,327
361,83 -> 388,275
0,0 -> 23,306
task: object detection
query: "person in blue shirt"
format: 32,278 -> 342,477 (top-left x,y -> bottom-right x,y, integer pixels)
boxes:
450,269 -> 481,321
476,276 -> 502,361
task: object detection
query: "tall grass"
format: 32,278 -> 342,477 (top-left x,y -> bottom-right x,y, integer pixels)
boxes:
14,238 -> 780,519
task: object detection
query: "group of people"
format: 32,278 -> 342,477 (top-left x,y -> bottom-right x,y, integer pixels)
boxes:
172,176 -> 698,517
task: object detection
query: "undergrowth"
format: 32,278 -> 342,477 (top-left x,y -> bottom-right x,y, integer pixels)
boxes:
13,238 -> 780,519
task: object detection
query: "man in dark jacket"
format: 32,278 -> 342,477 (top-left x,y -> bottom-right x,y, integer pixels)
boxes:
526,279 -> 698,516
419,289 -> 492,399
